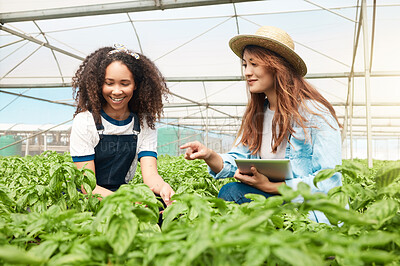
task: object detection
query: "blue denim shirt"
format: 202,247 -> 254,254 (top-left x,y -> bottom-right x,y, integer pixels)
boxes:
209,100 -> 342,224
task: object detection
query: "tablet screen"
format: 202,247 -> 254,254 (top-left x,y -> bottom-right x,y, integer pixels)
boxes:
234,159 -> 293,182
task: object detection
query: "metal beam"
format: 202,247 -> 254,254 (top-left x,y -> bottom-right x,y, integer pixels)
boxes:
345,130 -> 400,134
168,91 -> 239,120
1,88 -> 399,110
362,0 -> 373,167
163,116 -> 241,119
342,124 -> 400,127
164,102 -> 400,108
160,121 -> 400,127
337,115 -> 400,119
303,0 -> 356,22
0,0 -> 262,23
0,25 -> 85,61
164,115 -> 400,120
0,89 -> 75,107
2,71 -> 400,89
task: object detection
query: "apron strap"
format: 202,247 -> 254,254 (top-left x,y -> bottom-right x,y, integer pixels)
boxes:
95,123 -> 104,139
132,113 -> 141,135
92,111 -> 140,137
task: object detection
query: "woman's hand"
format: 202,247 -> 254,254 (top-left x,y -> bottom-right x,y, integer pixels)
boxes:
234,166 -> 283,194
158,182 -> 175,206
180,141 -> 211,160
180,141 -> 224,174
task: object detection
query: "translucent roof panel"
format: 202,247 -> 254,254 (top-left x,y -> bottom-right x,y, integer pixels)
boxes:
1,0 -> 400,162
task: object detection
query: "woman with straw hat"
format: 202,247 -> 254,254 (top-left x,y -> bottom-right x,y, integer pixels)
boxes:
180,26 -> 342,224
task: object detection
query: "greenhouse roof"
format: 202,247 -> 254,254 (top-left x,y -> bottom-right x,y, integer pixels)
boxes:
1,0 -> 400,164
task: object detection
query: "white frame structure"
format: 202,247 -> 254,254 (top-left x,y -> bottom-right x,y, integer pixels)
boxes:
1,0 -> 400,165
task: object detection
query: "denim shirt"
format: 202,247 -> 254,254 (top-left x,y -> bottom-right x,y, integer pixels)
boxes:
209,100 -> 342,224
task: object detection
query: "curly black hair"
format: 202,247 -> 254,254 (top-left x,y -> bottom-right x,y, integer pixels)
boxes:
72,46 -> 169,129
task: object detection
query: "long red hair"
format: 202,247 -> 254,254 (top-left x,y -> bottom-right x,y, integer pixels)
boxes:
237,45 -> 340,154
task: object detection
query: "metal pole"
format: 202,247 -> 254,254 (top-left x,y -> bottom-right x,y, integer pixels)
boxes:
361,0 -> 373,168
44,134 -> 47,151
205,107 -> 209,147
203,82 -> 209,147
341,78 -> 350,157
25,134 -> 29,156
350,76 -> 355,160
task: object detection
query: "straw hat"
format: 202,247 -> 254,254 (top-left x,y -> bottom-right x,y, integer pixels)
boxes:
229,26 -> 307,76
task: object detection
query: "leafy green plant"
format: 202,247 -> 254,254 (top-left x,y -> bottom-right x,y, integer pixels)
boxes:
0,153 -> 399,265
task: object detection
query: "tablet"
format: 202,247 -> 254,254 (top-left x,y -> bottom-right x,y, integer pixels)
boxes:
234,159 -> 293,182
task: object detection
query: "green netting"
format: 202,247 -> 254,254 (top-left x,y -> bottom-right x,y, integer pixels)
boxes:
0,135 -> 22,156
157,126 -> 203,156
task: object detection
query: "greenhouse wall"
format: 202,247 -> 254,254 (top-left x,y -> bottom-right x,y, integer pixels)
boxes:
157,126 -> 235,156
0,135 -> 22,156
343,137 -> 400,161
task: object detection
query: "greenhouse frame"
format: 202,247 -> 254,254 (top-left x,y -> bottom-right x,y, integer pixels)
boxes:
1,0 -> 400,165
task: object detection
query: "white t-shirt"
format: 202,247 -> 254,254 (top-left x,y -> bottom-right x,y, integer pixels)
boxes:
70,110 -> 157,183
259,106 -> 287,159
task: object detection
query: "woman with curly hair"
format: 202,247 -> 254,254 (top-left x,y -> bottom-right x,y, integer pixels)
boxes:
70,44 -> 174,205
181,26 -> 342,223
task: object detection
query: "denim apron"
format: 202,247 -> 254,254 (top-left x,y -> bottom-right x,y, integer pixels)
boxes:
93,113 -> 140,191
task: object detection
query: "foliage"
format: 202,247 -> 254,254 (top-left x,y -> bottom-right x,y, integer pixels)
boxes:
0,152 -> 399,265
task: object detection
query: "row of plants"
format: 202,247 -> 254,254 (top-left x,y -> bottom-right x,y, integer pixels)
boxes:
0,151 -> 399,265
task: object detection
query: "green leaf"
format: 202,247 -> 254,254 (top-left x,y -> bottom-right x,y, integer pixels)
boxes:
375,163 -> 400,189
0,187 -> 14,206
188,207 -> 199,220
67,181 -> 78,202
28,240 -> 59,260
359,249 -> 399,264
364,199 -> 399,228
245,246 -> 270,266
304,199 -> 375,226
0,245 -> 45,265
278,184 -> 300,201
28,192 -> 39,205
47,254 -> 88,265
131,207 -> 159,223
106,212 -> 138,256
81,168 -> 96,189
357,231 -> 399,247
245,193 -> 268,202
49,163 -> 61,178
184,238 -> 211,264
161,202 -> 188,229
313,169 -> 337,188
264,196 -> 285,208
273,247 -> 322,266
340,160 -> 369,179
238,210 -> 274,231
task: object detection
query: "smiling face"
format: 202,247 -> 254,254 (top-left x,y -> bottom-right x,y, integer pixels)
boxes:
102,61 -> 135,120
242,50 -> 274,95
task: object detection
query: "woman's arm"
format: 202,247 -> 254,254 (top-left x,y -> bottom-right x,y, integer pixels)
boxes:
74,160 -> 113,198
140,156 -> 175,206
285,108 -> 342,194
234,167 -> 284,194
180,141 -> 224,173
181,140 -> 258,179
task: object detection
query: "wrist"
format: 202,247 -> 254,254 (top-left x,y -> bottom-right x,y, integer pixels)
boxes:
261,181 -> 282,194
203,148 -> 213,161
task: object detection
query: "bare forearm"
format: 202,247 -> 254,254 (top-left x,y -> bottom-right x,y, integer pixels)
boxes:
92,185 -> 114,197
205,149 -> 224,174
142,174 -> 166,195
260,181 -> 285,194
